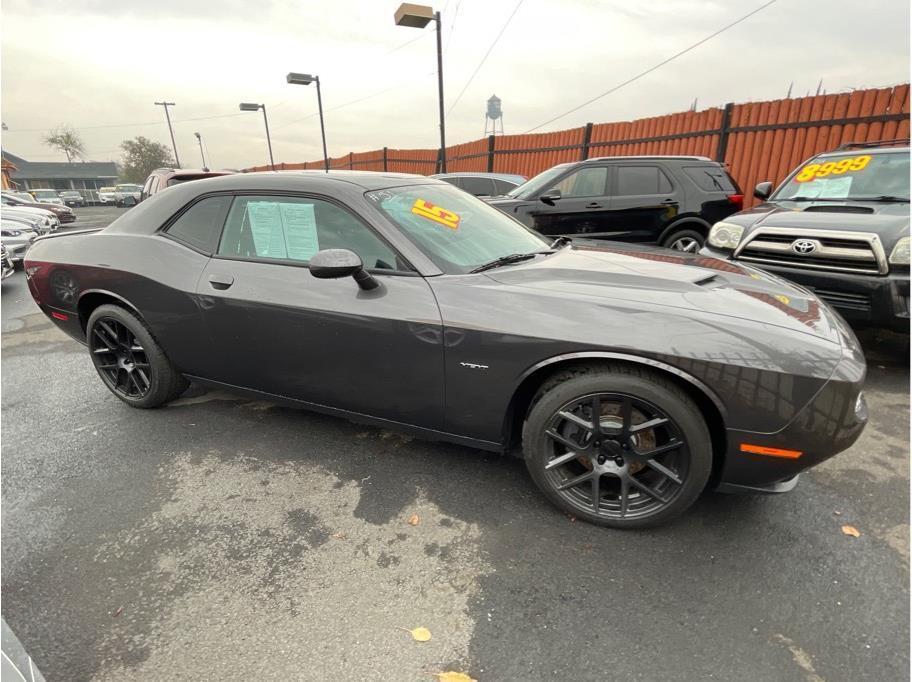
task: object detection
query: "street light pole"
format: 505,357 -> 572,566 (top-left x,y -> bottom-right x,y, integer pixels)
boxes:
395,3 -> 446,173
239,103 -> 275,171
154,101 -> 181,168
194,132 -> 207,169
286,72 -> 330,173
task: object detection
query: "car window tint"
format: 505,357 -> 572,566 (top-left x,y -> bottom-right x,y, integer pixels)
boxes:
552,167 -> 608,198
616,166 -> 673,195
683,166 -> 736,192
440,177 -> 462,188
460,177 -> 497,196
218,195 -> 403,271
165,196 -> 232,252
492,178 -> 517,194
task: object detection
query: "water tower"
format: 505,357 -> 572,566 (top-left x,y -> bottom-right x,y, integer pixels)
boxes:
484,94 -> 504,136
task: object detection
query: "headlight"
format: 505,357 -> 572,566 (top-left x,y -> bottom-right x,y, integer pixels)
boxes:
3,230 -> 22,236
708,221 -> 745,250
889,236 -> 910,265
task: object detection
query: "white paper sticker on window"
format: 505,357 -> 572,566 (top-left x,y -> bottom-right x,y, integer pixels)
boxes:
280,202 -> 319,260
246,201 -> 288,258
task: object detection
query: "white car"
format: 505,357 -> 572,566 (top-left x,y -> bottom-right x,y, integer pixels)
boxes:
28,189 -> 65,206
0,220 -> 38,262
1,208 -> 55,235
97,187 -> 118,204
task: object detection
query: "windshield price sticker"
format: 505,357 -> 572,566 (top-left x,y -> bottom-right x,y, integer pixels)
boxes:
795,155 -> 871,182
412,199 -> 461,230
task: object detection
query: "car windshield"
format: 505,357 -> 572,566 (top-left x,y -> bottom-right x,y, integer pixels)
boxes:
773,150 -> 910,201
32,190 -> 57,198
506,164 -> 571,199
365,183 -> 549,274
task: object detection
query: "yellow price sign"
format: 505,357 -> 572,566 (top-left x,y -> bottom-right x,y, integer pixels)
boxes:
794,155 -> 871,182
412,199 -> 461,230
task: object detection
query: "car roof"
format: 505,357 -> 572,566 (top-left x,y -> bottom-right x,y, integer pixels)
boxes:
214,170 -> 440,191
584,155 -> 714,163
429,172 -> 525,182
817,145 -> 910,158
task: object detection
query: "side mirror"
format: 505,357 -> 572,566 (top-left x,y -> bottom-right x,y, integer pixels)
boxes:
754,181 -> 773,200
309,248 -> 378,291
539,188 -> 561,205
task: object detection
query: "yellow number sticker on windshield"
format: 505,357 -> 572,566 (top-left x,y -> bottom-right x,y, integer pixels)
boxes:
412,199 -> 461,230
795,155 -> 871,182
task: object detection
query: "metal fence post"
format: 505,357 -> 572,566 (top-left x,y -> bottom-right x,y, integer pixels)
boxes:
580,123 -> 593,160
487,135 -> 496,172
715,103 -> 735,163
383,147 -> 388,172
349,152 -> 354,169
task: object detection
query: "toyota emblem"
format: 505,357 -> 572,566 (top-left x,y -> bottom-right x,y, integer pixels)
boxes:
792,239 -> 818,255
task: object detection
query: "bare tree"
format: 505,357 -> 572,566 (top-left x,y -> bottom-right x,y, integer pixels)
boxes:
43,126 -> 85,163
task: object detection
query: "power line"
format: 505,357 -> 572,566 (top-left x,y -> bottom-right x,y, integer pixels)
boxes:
446,0 -> 524,116
523,0 -> 779,133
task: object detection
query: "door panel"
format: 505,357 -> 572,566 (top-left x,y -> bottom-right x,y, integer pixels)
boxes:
526,166 -> 611,237
601,165 -> 680,242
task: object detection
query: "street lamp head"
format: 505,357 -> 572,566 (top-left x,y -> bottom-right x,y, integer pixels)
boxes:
394,2 -> 434,28
287,72 -> 316,86
239,102 -> 261,112
194,131 -> 201,140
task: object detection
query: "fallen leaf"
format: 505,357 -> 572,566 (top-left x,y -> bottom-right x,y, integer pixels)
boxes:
841,525 -> 861,538
407,514 -> 420,526
112,606 -> 124,618
331,532 -> 346,540
407,626 -> 431,642
435,673 -> 477,682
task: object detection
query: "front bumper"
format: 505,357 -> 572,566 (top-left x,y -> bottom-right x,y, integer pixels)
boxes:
703,246 -> 910,333
716,337 -> 867,491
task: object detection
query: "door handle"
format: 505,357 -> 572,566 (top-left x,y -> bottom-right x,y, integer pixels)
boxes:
208,273 -> 234,290
661,199 -> 677,204
586,202 -> 603,209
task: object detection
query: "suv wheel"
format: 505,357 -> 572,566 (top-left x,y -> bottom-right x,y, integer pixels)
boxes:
662,228 -> 704,252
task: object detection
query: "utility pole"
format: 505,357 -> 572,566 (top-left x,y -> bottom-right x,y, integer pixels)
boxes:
154,101 -> 181,168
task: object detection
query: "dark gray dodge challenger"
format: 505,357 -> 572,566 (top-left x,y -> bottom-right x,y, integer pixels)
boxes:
24,171 -> 868,528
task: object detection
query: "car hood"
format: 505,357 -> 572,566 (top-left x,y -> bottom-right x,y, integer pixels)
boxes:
483,241 -> 843,344
725,201 -> 910,247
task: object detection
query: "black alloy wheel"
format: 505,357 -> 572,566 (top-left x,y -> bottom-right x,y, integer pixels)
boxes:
542,393 -> 688,520
86,304 -> 188,408
523,365 -> 712,528
89,316 -> 152,399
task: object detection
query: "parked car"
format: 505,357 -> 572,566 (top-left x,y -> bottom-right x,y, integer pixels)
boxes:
24,172 -> 867,528
1,221 -> 37,262
1,244 -> 14,279
140,168 -> 235,201
114,184 -> 143,207
58,190 -> 86,207
97,187 -> 118,204
1,192 -> 76,223
429,172 -> 526,198
28,189 -> 65,206
486,156 -> 743,251
1,207 -> 55,234
702,141 -> 910,332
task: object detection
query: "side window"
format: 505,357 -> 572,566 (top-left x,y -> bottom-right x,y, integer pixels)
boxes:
616,166 -> 674,195
164,195 -> 232,253
493,178 -> 517,195
460,177 -> 497,197
440,177 -> 462,188
552,167 -> 608,198
141,175 -> 155,199
217,195 -> 405,271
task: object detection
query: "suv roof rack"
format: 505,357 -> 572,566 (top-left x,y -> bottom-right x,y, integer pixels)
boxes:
836,138 -> 910,150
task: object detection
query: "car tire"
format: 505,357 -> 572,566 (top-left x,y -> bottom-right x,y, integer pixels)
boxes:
661,228 -> 705,253
522,363 -> 712,529
86,304 -> 188,408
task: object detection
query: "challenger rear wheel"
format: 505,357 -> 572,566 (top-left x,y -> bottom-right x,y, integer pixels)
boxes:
87,304 -> 188,408
522,364 -> 712,528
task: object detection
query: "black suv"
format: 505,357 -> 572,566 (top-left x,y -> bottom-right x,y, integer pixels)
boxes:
702,142 -> 910,332
486,156 -> 743,251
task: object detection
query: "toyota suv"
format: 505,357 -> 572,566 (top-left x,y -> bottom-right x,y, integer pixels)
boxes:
701,141 -> 910,332
486,156 -> 743,251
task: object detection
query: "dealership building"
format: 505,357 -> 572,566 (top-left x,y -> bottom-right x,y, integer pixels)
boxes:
1,151 -> 118,191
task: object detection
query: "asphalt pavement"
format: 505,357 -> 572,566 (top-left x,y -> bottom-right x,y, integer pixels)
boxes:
1,206 -> 909,681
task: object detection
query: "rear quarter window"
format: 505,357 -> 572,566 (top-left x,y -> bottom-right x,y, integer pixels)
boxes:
683,166 -> 738,192
164,195 -> 233,253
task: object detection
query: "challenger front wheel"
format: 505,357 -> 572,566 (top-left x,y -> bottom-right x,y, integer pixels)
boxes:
522,364 -> 712,528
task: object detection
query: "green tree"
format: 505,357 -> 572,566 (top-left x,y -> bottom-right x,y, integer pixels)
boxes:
119,136 -> 174,183
43,125 -> 85,163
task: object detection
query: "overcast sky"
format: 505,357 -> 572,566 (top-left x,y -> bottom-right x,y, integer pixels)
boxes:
2,0 -> 908,170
